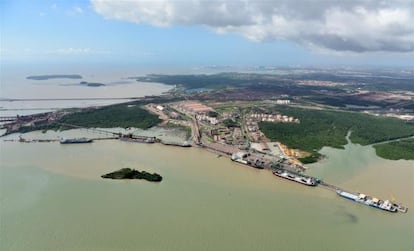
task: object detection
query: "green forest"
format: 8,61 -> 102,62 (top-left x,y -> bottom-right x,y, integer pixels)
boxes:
259,106 -> 414,162
374,138 -> 414,160
59,104 -> 161,129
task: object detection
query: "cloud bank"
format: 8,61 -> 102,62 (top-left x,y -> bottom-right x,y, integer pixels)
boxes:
91,0 -> 414,53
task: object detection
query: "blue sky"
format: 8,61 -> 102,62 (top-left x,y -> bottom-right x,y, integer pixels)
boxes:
1,0 -> 413,67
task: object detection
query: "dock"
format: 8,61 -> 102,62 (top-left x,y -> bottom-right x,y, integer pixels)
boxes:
0,116 -> 18,122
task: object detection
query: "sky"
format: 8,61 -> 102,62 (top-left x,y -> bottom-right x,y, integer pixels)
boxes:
1,0 -> 413,68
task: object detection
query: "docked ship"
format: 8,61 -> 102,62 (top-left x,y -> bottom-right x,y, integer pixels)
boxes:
336,190 -> 399,213
230,152 -> 264,169
272,169 -> 317,186
119,136 -> 155,144
161,141 -> 192,147
60,138 -> 93,144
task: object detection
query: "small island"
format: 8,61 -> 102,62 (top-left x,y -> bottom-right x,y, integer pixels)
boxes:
27,74 -> 82,80
80,81 -> 105,87
101,168 -> 163,182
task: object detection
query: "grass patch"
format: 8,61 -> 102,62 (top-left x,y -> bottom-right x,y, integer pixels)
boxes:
165,122 -> 192,139
298,152 -> 322,164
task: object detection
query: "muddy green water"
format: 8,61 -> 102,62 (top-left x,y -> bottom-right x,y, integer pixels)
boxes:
1,139 -> 413,251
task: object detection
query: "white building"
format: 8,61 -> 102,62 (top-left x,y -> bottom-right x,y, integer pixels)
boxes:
276,99 -> 291,105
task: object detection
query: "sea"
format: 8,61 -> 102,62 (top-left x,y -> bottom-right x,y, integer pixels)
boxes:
0,65 -> 413,251
0,64 -> 176,117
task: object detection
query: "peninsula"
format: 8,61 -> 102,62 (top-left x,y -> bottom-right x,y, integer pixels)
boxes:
3,70 -> 414,162
26,74 -> 83,80
2,69 -> 412,214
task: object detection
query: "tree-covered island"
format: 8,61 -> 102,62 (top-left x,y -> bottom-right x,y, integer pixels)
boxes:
101,168 -> 162,182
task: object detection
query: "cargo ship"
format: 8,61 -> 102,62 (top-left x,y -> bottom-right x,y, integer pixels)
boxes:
60,138 -> 93,144
272,169 -> 317,186
336,190 -> 399,213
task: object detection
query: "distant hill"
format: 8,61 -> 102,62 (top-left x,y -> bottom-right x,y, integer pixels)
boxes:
27,74 -> 82,80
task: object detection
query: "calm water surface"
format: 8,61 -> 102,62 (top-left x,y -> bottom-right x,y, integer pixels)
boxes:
0,66 -> 172,116
1,137 -> 413,251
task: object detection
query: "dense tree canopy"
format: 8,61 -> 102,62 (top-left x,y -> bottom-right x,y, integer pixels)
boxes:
259,106 -> 414,161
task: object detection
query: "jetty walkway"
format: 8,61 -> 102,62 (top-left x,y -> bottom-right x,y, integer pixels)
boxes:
0,116 -> 17,122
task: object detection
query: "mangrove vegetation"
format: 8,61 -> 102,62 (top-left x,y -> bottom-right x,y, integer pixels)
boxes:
59,104 -> 161,129
374,138 -> 414,160
259,106 -> 414,162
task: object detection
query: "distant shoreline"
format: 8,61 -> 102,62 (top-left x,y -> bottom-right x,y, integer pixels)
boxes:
0,97 -> 137,101
26,74 -> 82,80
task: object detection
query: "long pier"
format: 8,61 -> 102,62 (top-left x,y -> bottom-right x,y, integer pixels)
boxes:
0,116 -> 17,122
191,116 -> 202,145
56,123 -> 121,137
318,180 -> 343,191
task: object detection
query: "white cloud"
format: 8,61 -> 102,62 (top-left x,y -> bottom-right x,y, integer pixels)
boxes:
91,0 -> 414,53
67,6 -> 84,16
74,6 -> 83,14
55,48 -> 91,55
51,48 -> 110,55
